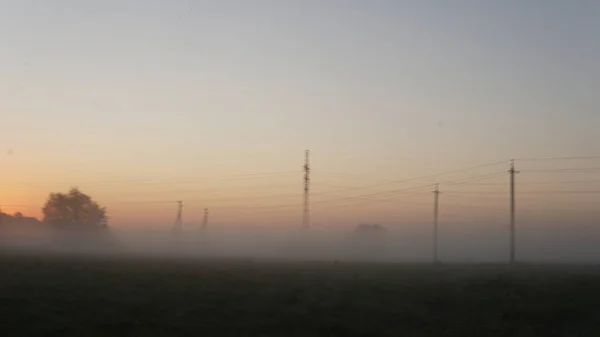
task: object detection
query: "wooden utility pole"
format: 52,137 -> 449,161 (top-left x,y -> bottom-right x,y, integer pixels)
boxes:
172,201 -> 183,235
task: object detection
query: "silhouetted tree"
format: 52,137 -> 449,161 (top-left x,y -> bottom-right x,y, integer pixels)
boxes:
42,188 -> 108,233
0,211 -> 44,236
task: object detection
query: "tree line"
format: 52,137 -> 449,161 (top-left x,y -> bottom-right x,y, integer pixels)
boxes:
1,188 -> 114,245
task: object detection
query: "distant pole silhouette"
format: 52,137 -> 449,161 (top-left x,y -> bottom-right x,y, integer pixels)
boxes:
433,183 -> 440,264
509,160 -> 519,264
303,150 -> 310,229
172,201 -> 183,235
202,208 -> 208,230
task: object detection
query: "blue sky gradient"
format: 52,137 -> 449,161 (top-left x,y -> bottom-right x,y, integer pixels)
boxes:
1,1 -> 599,230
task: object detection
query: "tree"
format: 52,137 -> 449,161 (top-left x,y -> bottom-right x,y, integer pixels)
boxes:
42,188 -> 108,233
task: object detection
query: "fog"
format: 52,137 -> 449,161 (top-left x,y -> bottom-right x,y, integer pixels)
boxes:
2,224 -> 600,264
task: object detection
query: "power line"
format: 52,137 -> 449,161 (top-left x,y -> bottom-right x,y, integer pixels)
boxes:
144,192 -> 301,204
312,183 -> 434,205
58,175 -> 600,206
313,171 -> 373,178
325,171 -> 505,203
304,172 -> 506,210
0,168 -> 511,214
312,198 -> 429,211
0,171 -> 302,188
311,192 -> 432,208
2,180 -> 499,212
524,168 -> 600,173
520,190 -> 600,195
309,160 -> 507,197
94,184 -> 297,199
4,161 -> 507,212
445,190 -> 600,195
516,156 -> 600,161
443,172 -> 506,187
330,171 -> 502,203
453,180 -> 600,186
104,200 -> 179,205
323,173 -> 506,204
522,180 -> 600,185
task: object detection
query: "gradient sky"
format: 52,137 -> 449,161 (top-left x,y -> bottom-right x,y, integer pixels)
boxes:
1,1 -> 600,235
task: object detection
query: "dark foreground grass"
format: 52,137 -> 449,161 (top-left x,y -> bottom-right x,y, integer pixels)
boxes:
1,253 -> 600,336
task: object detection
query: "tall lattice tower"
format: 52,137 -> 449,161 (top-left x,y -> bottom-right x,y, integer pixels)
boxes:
303,150 -> 310,229
172,201 -> 183,235
202,208 -> 209,230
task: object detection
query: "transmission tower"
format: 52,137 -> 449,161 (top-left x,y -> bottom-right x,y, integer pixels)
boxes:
509,160 -> 519,264
172,200 -> 183,235
433,183 -> 440,264
202,208 -> 209,230
303,150 -> 310,229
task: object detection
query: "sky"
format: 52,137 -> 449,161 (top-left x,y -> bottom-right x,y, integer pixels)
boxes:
1,0 -> 600,244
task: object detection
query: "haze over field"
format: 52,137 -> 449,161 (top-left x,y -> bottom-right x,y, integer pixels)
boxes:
1,1 -> 600,262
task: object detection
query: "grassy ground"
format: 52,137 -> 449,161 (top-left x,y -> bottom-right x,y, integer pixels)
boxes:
1,253 -> 600,336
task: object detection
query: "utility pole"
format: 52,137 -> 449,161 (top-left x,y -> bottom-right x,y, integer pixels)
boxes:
509,160 -> 519,264
202,208 -> 209,230
303,150 -> 310,229
172,200 -> 183,235
433,183 -> 440,264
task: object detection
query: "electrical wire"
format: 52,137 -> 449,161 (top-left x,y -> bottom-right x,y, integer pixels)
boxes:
311,160 -> 507,196
0,171 -> 302,188
523,168 -> 600,173
305,171 -> 506,210
516,156 -> 600,161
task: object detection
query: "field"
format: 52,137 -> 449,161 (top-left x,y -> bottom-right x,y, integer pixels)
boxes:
1,252 -> 600,336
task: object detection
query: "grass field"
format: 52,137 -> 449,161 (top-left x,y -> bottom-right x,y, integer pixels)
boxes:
1,252 -> 600,336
